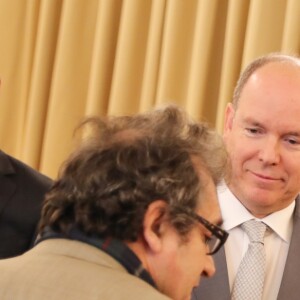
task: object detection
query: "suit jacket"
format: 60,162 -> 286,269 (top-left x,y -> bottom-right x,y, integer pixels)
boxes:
0,239 -> 171,300
192,196 -> 300,300
0,150 -> 52,258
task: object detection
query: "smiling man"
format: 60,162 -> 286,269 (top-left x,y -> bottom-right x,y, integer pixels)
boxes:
0,105 -> 228,300
192,53 -> 300,300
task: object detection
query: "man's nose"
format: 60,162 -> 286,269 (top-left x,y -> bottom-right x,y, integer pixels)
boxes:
202,255 -> 215,278
258,137 -> 280,165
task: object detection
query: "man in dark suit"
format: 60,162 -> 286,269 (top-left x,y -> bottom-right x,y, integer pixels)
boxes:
0,150 -> 52,258
192,53 -> 300,300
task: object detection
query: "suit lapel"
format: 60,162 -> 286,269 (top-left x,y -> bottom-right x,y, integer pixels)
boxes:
277,196 -> 300,300
192,246 -> 231,300
0,151 -> 16,215
193,196 -> 300,300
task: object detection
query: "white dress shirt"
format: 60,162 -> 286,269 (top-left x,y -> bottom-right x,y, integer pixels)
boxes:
218,183 -> 295,300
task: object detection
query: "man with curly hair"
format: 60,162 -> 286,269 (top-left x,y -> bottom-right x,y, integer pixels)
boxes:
0,105 -> 228,300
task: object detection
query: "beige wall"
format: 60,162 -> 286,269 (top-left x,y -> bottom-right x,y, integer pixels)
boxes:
0,0 -> 299,178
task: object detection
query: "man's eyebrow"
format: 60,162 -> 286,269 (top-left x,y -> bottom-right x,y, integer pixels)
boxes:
285,131 -> 300,136
242,117 -> 263,127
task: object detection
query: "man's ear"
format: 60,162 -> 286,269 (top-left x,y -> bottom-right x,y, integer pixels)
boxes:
223,103 -> 235,137
143,200 -> 168,253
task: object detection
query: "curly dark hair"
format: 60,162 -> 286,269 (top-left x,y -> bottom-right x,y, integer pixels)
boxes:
39,105 -> 227,240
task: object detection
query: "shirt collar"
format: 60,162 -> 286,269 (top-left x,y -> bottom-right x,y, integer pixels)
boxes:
36,226 -> 156,288
218,182 -> 295,243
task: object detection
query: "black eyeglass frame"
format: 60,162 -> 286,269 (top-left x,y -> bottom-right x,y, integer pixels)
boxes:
190,212 -> 229,255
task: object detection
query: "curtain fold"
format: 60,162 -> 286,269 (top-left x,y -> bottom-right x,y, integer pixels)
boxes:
282,0 -> 300,52
0,0 -> 298,178
23,0 -> 62,167
215,0 -> 249,131
242,0 -> 286,65
108,0 -> 153,115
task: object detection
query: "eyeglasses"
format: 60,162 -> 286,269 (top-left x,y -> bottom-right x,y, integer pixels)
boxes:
191,212 -> 229,255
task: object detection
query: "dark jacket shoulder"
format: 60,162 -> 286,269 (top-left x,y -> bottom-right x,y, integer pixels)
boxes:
0,150 -> 53,258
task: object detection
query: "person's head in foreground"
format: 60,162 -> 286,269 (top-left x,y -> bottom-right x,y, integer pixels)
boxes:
224,53 -> 300,218
0,105 -> 228,300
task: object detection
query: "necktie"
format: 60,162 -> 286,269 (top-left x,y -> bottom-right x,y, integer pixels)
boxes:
231,220 -> 267,300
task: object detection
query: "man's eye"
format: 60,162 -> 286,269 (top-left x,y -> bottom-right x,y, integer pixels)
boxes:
285,137 -> 300,146
205,236 -> 211,244
288,139 -> 297,144
246,127 -> 259,134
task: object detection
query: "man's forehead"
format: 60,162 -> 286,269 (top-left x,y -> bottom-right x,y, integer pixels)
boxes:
250,61 -> 300,84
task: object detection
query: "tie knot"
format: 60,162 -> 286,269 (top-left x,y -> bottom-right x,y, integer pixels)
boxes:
241,220 -> 266,243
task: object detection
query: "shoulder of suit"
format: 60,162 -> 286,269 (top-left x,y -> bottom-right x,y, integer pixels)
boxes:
0,150 -> 52,185
0,150 -> 15,174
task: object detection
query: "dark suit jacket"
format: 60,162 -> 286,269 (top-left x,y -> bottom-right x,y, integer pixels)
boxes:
0,150 -> 52,258
192,197 -> 300,300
